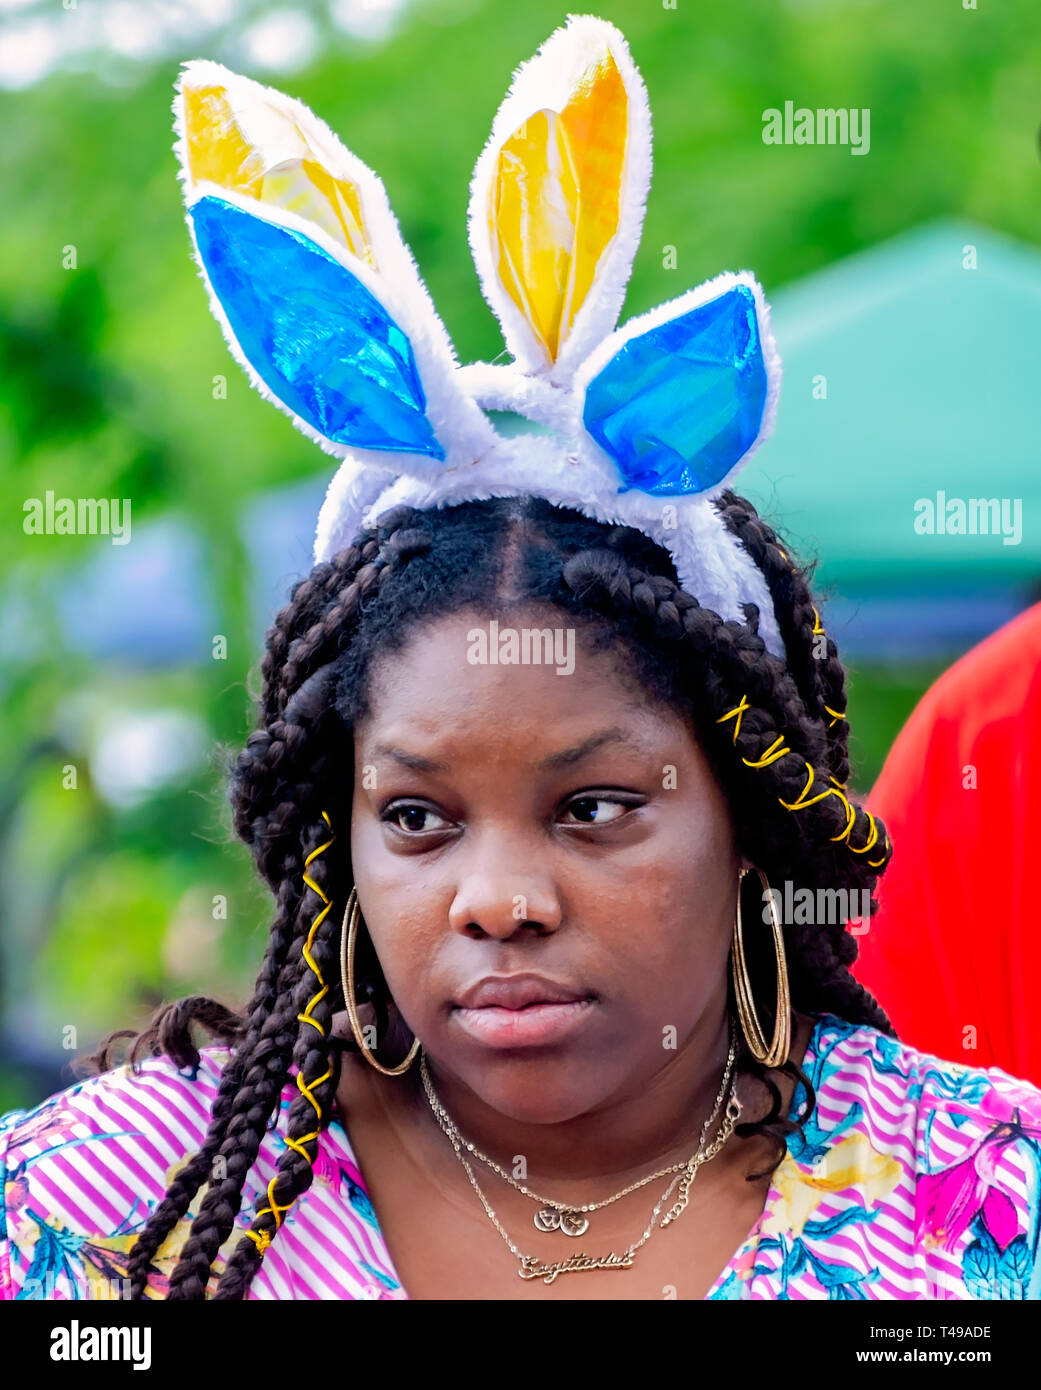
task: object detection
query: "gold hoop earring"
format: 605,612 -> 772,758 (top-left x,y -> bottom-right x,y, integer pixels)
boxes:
340,887 -> 420,1076
731,866 -> 791,1069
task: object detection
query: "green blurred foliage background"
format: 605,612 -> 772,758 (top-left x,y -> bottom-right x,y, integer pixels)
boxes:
1,0 -> 1038,1110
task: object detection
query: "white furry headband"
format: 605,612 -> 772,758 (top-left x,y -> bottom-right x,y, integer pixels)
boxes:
173,14 -> 786,660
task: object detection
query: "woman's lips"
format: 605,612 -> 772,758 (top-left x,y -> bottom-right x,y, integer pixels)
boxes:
450,998 -> 596,1048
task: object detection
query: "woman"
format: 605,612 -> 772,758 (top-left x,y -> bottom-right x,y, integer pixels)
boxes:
5,491 -> 1041,1302
3,16 -> 1041,1302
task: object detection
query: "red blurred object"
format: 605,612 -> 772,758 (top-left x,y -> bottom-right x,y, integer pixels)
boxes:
853,601 -> 1041,1087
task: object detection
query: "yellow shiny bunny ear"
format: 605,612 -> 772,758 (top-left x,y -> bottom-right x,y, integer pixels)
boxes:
176,60 -> 379,266
467,15 -> 652,386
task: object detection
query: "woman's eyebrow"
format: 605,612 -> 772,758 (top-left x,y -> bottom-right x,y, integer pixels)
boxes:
368,729 -> 638,776
537,728 -> 637,771
369,745 -> 446,773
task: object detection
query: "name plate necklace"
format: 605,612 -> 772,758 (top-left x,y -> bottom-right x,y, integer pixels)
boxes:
418,1031 -> 740,1283
421,1022 -> 736,1237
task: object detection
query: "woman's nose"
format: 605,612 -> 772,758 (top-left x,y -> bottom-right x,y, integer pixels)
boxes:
448,871 -> 563,939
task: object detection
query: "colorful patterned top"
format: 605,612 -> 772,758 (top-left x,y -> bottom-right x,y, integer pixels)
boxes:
2,1013 -> 1041,1300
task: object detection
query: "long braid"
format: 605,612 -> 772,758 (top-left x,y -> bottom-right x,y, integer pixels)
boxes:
162,842 -> 319,1298
125,660 -> 349,1297
714,489 -> 854,787
126,878 -> 298,1298
213,814 -> 343,1298
259,538 -> 380,725
274,517 -> 432,720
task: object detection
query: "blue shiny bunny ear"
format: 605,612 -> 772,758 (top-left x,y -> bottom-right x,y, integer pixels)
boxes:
188,192 -> 451,461
574,272 -> 781,497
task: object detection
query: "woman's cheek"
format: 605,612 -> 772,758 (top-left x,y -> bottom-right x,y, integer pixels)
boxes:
369,914 -> 438,1014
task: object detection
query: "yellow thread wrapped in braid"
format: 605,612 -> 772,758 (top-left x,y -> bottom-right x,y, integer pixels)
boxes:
848,810 -> 879,855
715,541 -> 885,869
778,762 -> 832,811
723,710 -> 887,867
245,1228 -> 272,1255
255,1173 -> 296,1233
296,811 -> 336,1038
248,810 -> 336,1261
779,763 -> 857,844
867,835 -> 890,869
741,734 -> 791,769
716,695 -> 750,746
827,782 -> 857,844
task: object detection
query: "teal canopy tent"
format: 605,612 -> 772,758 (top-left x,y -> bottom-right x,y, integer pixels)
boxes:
737,219 -> 1041,658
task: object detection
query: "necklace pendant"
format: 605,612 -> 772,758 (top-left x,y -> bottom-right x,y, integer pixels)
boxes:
534,1207 -> 589,1237
559,1209 -> 589,1237
519,1250 -> 634,1284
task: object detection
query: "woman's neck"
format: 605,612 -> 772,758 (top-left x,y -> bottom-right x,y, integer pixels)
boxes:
345,1007 -> 815,1196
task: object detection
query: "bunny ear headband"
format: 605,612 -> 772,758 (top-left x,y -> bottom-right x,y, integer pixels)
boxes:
173,13 -> 786,659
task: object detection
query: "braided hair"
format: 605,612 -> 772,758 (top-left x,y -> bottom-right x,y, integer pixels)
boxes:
82,490 -> 894,1299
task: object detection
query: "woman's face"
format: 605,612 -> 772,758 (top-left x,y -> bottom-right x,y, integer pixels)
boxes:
350,604 -> 746,1124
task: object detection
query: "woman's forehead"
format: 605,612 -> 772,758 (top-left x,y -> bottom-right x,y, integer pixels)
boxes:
354,634 -> 704,781
360,613 -> 652,713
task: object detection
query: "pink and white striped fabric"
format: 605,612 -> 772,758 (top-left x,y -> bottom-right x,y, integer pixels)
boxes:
2,1014 -> 1040,1299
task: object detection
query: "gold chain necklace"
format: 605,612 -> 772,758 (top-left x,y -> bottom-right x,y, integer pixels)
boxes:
421,1023 -> 737,1237
418,1034 -> 742,1283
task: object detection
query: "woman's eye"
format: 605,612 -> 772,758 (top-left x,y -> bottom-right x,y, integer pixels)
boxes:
384,804 -> 451,834
561,796 -> 632,826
